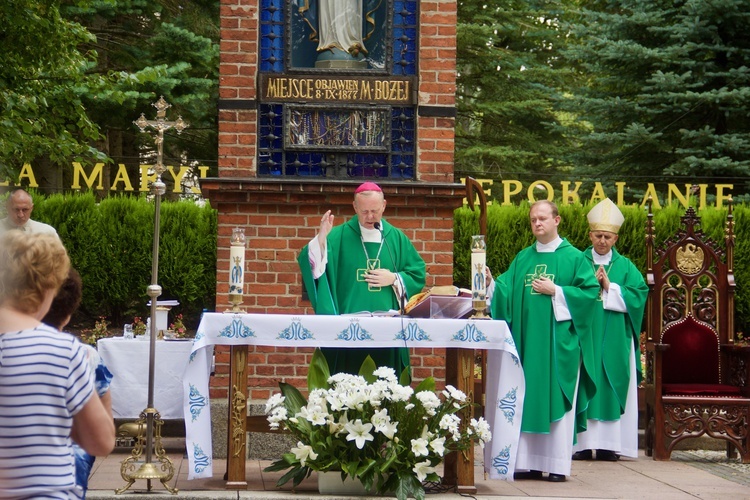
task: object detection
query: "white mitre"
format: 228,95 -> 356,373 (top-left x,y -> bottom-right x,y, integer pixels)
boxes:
587,198 -> 624,234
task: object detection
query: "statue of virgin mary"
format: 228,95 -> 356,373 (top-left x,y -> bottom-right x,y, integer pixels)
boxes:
298,0 -> 381,68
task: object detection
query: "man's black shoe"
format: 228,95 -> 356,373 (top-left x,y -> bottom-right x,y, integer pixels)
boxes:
513,470 -> 543,480
572,449 -> 593,460
596,449 -> 619,461
548,473 -> 566,482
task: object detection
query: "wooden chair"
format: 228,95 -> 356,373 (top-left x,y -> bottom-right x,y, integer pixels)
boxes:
644,198 -> 750,462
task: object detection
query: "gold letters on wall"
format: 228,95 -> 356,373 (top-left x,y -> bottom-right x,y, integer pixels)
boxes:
260,74 -> 415,104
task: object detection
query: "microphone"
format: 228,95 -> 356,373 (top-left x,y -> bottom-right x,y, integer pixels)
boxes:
374,221 -> 406,315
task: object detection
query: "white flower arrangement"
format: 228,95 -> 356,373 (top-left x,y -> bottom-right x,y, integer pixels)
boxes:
264,349 -> 491,500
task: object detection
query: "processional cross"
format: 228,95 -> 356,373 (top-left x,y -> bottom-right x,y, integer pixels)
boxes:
117,97 -> 187,495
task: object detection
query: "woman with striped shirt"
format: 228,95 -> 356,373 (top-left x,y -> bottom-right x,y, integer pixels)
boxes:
0,232 -> 114,499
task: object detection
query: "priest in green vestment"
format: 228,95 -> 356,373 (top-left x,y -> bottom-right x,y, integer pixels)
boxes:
572,198 -> 648,462
298,182 -> 426,377
489,200 -> 599,482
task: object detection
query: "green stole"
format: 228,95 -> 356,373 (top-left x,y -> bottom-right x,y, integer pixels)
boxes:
491,238 -> 600,434
298,217 -> 426,376
583,247 -> 648,421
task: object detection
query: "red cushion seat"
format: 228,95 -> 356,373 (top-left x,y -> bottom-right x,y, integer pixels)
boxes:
661,316 -> 720,385
663,383 -> 742,396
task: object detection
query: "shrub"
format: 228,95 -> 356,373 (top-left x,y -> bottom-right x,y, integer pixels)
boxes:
455,201 -> 749,333
11,192 -> 217,330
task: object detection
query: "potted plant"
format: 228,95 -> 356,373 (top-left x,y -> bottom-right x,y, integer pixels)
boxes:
264,349 -> 491,500
132,316 -> 147,337
169,313 -> 189,338
80,316 -> 111,346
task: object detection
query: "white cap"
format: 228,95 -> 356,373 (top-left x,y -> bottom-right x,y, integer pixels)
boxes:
587,198 -> 624,234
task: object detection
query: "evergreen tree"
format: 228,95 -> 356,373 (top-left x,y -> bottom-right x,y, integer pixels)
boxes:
455,0 -> 579,188
0,0 -> 219,192
560,0 -> 750,200
62,0 -> 220,192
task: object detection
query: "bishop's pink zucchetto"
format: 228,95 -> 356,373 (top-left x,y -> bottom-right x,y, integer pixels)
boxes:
354,181 -> 382,194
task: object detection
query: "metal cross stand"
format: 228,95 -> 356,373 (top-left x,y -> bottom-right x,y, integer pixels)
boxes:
116,97 -> 187,494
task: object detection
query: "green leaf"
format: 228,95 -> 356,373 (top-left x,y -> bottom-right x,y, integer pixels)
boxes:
399,366 -> 411,386
274,465 -> 308,488
344,458 -> 361,477
414,376 -> 436,394
358,355 -> 378,383
307,348 -> 330,392
392,472 -> 411,500
357,458 -> 378,478
377,448 -> 399,473
263,454 -> 299,472
289,466 -> 312,488
399,469 -> 425,500
279,382 -> 306,416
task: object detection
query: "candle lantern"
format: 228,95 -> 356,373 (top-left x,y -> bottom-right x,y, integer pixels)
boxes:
470,234 -> 489,318
228,227 -> 246,311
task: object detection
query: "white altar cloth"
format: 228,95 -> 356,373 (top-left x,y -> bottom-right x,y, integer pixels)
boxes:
98,337 -> 198,419
184,313 -> 524,481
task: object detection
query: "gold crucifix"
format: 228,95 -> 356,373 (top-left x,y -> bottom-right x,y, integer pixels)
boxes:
356,259 -> 381,291
524,264 -> 555,295
134,96 -> 188,179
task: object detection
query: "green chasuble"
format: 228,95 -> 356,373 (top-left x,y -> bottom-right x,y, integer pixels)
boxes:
298,217 -> 426,376
582,247 -> 648,421
490,239 -> 600,434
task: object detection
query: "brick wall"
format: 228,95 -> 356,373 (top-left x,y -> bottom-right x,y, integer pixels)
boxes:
203,181 -> 464,399
218,0 -> 259,177
211,0 -> 461,402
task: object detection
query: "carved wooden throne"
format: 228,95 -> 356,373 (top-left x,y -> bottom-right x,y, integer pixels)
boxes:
644,199 -> 750,462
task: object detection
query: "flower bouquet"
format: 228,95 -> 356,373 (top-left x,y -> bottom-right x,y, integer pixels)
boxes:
264,349 -> 491,500
169,313 -> 188,338
80,316 -> 111,346
132,316 -> 147,336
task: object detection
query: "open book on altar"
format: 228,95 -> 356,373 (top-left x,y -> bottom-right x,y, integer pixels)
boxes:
405,286 -> 473,319
342,309 -> 402,317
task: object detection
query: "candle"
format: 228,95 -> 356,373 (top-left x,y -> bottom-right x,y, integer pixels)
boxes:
229,227 -> 246,306
470,235 -> 486,303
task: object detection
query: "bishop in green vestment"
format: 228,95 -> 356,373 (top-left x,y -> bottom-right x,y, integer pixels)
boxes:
298,182 -> 426,377
489,200 -> 599,481
572,198 -> 648,462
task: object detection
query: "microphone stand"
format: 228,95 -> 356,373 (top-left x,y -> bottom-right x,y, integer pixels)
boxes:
374,220 -> 410,383
374,221 -> 406,315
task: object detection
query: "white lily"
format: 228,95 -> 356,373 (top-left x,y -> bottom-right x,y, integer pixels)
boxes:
291,442 -> 318,467
344,419 -> 374,449
411,437 -> 429,456
430,436 -> 446,456
413,460 -> 435,481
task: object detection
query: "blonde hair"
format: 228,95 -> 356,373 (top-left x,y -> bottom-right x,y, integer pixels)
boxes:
0,232 -> 70,314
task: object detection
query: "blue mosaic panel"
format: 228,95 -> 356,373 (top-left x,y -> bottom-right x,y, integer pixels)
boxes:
258,0 -> 418,179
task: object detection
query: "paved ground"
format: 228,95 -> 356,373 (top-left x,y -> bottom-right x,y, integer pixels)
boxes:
86,440 -> 750,499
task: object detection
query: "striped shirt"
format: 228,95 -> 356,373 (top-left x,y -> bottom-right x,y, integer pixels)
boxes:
0,325 -> 94,499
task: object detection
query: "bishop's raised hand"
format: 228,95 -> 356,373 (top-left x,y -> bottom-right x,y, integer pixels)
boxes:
317,210 -> 335,250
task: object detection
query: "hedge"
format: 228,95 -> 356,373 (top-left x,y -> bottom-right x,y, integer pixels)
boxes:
23,191 -> 217,330
454,201 -> 750,334
8,191 -> 748,335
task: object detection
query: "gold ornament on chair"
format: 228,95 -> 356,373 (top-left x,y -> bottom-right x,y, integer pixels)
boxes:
676,243 -> 704,274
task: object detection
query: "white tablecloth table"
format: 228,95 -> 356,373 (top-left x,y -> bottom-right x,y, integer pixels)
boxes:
97,337 -> 198,419
183,312 -> 525,485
